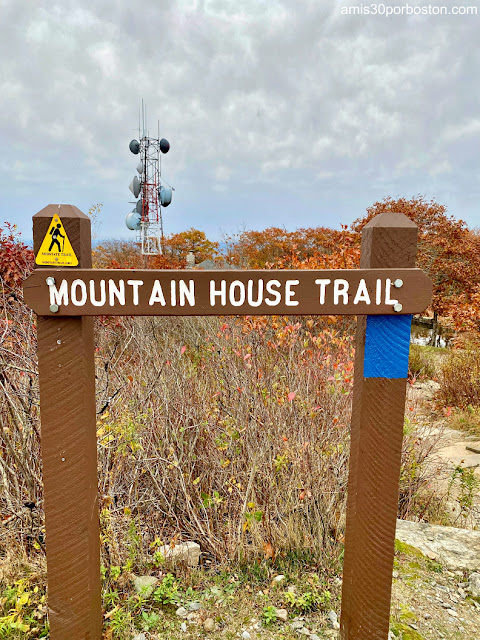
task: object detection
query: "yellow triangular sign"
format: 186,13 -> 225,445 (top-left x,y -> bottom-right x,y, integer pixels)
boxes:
35,214 -> 78,266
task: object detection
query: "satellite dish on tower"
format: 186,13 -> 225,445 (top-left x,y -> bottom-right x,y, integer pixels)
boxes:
129,176 -> 142,198
159,185 -> 172,207
136,162 -> 144,174
135,199 -> 143,214
129,139 -> 140,154
125,210 -> 142,230
160,138 -> 170,154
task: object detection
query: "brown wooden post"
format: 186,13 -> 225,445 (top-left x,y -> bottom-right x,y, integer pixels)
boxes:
340,212 -> 418,639
33,205 -> 102,639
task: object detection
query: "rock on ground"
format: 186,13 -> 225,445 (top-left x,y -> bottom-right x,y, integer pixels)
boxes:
468,572 -> 480,598
132,575 -> 158,597
275,608 -> 288,621
395,519 -> 480,571
327,609 -> 339,629
157,541 -> 201,566
203,617 -> 215,632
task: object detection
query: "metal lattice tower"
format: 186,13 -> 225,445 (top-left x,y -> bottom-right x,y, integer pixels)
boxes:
126,104 -> 173,255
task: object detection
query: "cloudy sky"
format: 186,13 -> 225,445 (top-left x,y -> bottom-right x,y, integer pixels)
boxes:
1,0 -> 479,244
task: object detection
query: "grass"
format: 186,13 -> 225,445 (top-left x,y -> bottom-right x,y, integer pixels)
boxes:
0,555 -> 340,639
439,342 -> 480,408
3,538 -> 479,639
447,405 -> 480,438
0,543 -> 48,639
408,344 -> 446,380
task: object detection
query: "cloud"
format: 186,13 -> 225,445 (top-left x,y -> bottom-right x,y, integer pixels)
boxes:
1,0 -> 479,240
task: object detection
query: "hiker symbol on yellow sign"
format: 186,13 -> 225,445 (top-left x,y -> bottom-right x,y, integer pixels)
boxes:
35,214 -> 78,266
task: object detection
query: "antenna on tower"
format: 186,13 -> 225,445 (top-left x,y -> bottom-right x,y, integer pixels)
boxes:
126,103 -> 173,255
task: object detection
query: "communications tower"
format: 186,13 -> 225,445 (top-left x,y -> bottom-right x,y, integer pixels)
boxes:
125,106 -> 173,255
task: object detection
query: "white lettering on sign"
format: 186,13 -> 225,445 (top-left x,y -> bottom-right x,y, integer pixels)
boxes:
353,279 -> 371,305
49,279 -> 69,306
210,280 -> 226,306
285,280 -> 299,306
90,280 -> 106,306
179,280 -> 195,306
265,280 -> 281,306
109,280 -> 125,306
128,280 -> 143,305
71,279 -> 87,306
248,279 -> 263,307
149,281 -> 167,306
230,281 -> 246,307
149,279 -> 196,307
44,276 -> 406,311
310,278 -> 399,307
208,279 -> 300,308
384,279 -> 398,306
334,279 -> 349,304
315,279 -> 331,304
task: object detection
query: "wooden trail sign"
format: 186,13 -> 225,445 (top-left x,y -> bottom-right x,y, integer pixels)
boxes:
24,267 -> 431,317
26,205 -> 432,640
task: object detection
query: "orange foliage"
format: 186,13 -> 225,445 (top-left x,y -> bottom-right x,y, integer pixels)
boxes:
93,229 -> 218,269
227,196 -> 480,333
276,225 -> 360,271
0,223 -> 33,294
163,228 -> 219,263
92,240 -> 184,269
353,196 -> 480,331
229,225 -> 359,269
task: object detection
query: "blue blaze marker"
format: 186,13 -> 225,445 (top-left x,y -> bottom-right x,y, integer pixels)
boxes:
363,315 -> 412,379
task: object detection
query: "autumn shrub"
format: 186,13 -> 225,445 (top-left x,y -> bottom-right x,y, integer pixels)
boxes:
227,225 -> 360,270
92,313 -> 445,569
398,414 -> 448,523
408,344 -> 439,380
0,225 -> 41,545
439,341 -> 480,408
93,229 -> 219,268
0,305 -> 447,574
163,228 -> 219,263
0,223 -> 33,293
94,315 -> 355,567
93,239 -> 185,269
354,196 -> 480,332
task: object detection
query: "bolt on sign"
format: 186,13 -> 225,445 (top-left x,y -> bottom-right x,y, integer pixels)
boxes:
24,204 -> 432,640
